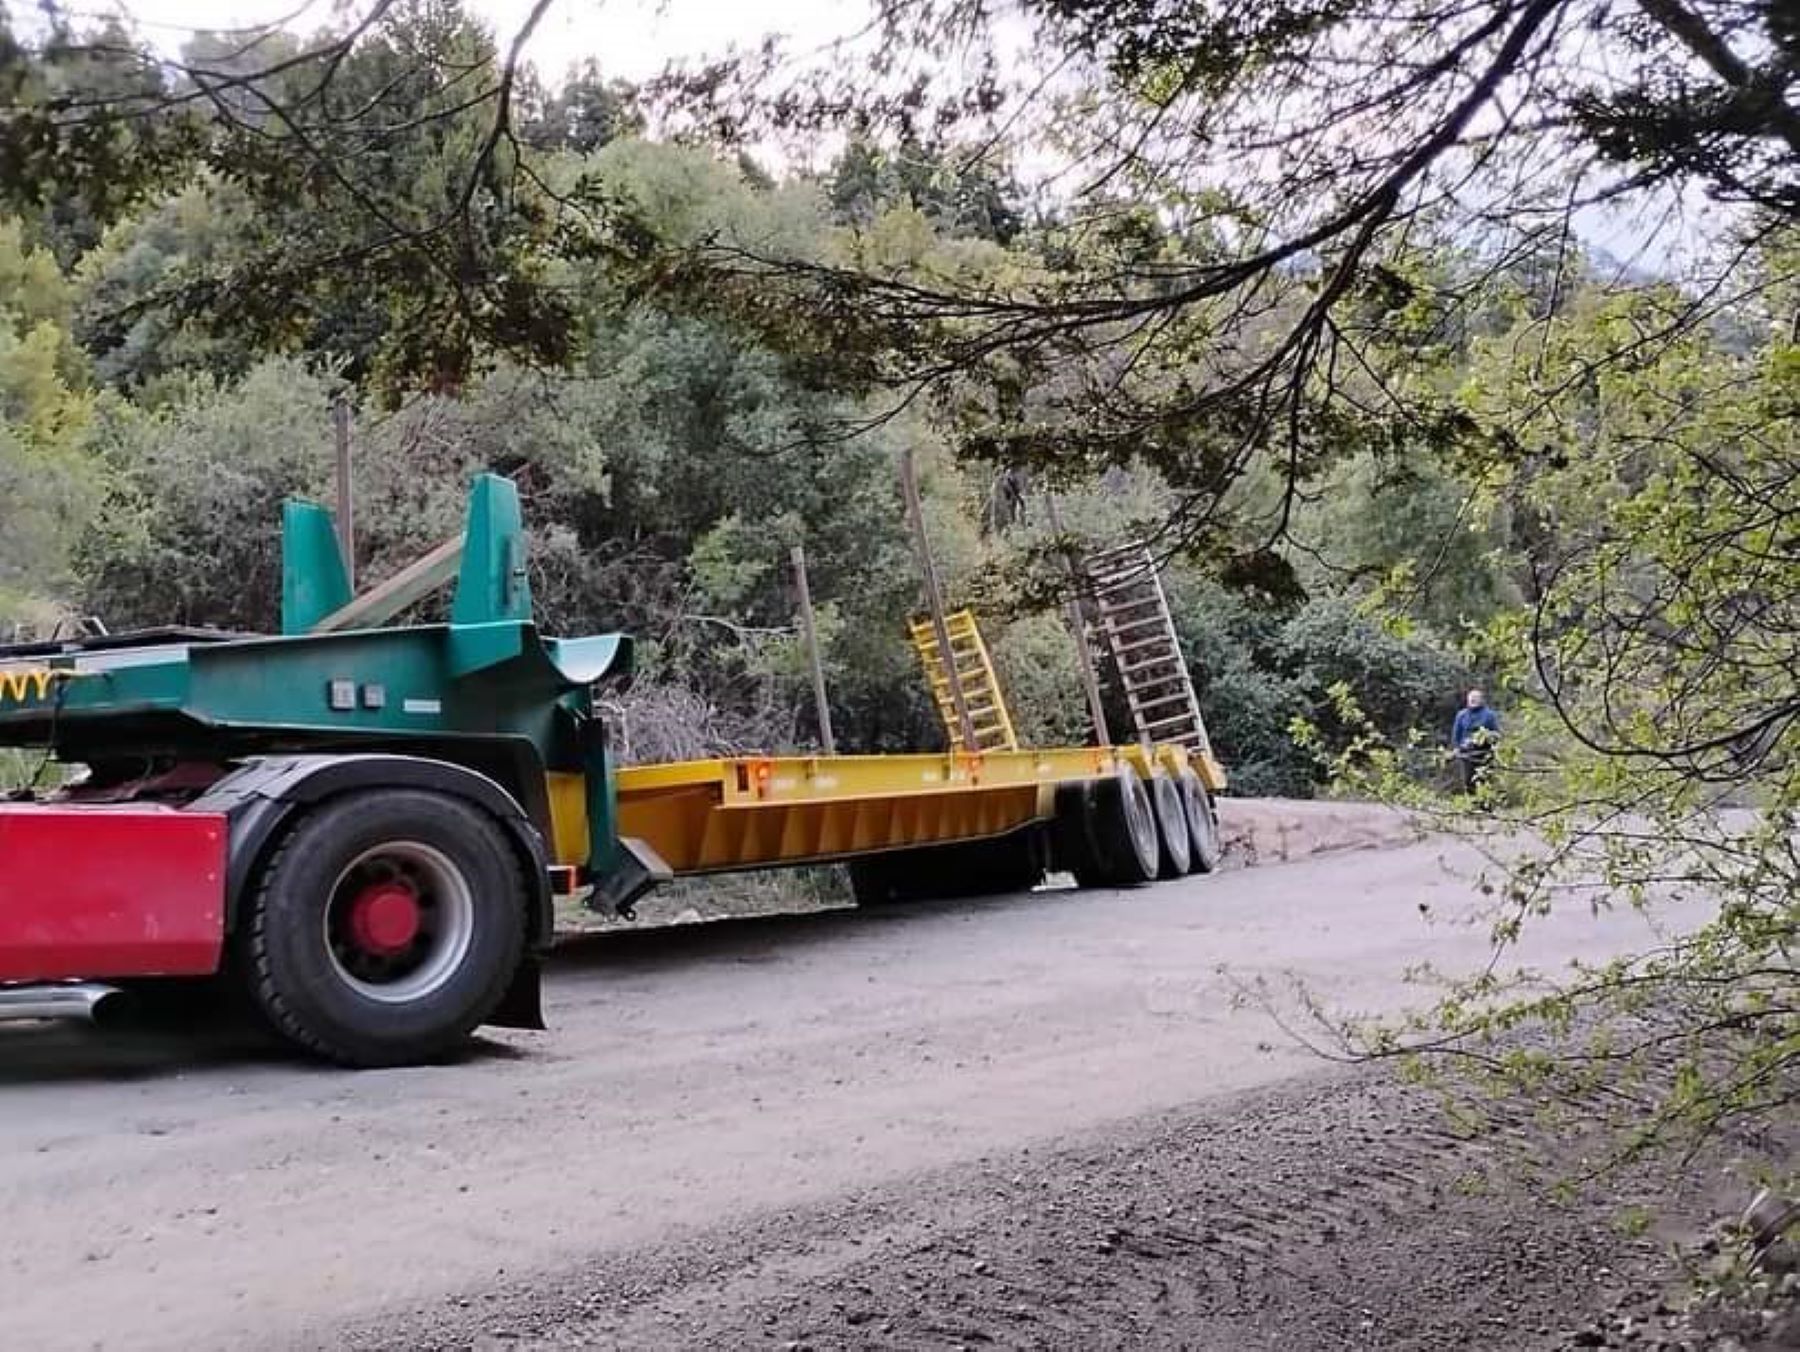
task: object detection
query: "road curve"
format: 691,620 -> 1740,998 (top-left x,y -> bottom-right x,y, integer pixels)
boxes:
0,839 -> 1700,1350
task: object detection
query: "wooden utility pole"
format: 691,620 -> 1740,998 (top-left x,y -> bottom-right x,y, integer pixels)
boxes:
1045,495 -> 1111,746
790,544 -> 836,754
332,395 -> 356,592
899,447 -> 978,752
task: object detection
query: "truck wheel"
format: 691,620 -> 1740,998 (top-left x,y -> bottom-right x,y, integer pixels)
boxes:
241,789 -> 528,1067
1085,768 -> 1159,887
1148,773 -> 1193,878
1178,769 -> 1223,873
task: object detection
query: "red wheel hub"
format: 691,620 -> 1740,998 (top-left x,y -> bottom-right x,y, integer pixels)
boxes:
345,882 -> 422,957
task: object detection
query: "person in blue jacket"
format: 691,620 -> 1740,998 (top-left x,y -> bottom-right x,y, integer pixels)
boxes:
1450,688 -> 1500,795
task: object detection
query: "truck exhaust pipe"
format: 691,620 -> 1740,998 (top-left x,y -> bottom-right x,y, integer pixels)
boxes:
0,983 -> 132,1026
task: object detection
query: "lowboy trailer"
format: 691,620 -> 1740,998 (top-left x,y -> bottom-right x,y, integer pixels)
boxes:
0,476 -> 1224,1066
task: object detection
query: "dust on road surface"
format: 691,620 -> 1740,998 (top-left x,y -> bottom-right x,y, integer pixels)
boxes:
0,837 -> 1713,1350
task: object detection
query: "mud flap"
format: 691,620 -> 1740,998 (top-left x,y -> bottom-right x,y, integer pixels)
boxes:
487,954 -> 545,1031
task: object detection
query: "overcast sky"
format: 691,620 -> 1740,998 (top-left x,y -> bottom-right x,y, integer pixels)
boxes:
97,0 -> 1693,268
111,0 -> 856,82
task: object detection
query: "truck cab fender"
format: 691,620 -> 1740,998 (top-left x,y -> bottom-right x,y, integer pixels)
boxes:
190,753 -> 555,956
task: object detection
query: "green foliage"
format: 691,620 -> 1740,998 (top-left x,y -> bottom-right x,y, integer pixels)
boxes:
1300,449 -> 1521,634
2,2 -> 617,399
1165,575 -> 1310,796
1276,597 -> 1471,758
0,12 -> 204,261
8,0 -> 1796,1222
74,180 -> 260,388
75,358 -> 334,630
0,12 -> 1579,808
522,60 -> 643,153
990,612 -> 1091,748
10,13 -> 1785,1180
50,133 -> 966,755
3,1 -> 1789,1185
0,217 -> 96,627
1167,574 -> 1469,797
187,3 -> 580,396
827,138 -> 1025,243
1316,265 -> 1800,1162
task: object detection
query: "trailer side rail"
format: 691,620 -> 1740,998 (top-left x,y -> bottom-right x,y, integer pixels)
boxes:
615,747 -> 1123,874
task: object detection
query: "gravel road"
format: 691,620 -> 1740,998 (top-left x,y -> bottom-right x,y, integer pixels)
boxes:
0,837 -> 1719,1351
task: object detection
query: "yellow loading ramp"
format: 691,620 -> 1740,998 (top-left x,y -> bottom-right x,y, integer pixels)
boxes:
908,608 -> 1019,753
615,743 -> 1222,876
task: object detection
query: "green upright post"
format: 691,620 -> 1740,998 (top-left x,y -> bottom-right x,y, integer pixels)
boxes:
584,723 -> 620,877
281,501 -> 354,636
452,474 -> 532,626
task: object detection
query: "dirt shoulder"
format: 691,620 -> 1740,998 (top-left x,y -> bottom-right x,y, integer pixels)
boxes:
341,1063 -> 1751,1351
1215,796 -> 1421,867
9,839 -> 1732,1352
564,796 -> 1418,932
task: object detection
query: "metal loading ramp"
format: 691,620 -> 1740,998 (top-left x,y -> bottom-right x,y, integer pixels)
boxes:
1084,541 -> 1216,759
908,608 -> 1020,753
616,747 -> 1122,875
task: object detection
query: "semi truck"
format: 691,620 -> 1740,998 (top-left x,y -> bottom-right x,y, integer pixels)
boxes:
0,476 -> 1224,1067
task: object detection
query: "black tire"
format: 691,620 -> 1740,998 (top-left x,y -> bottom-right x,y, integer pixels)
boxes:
850,829 -> 1045,905
1178,769 -> 1223,874
1053,781 -> 1106,886
848,855 -> 900,906
1085,768 -> 1159,886
850,850 -> 930,905
239,789 -> 528,1067
1149,773 -> 1193,879
972,828 -> 1048,895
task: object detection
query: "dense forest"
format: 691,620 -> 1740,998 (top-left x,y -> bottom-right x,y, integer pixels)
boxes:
0,0 -> 1794,1150
1,0 -> 1711,791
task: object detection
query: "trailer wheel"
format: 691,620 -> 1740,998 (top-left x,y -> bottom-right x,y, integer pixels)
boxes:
1084,768 -> 1159,887
241,789 -> 528,1067
972,828 -> 1048,896
847,856 -> 899,906
1177,769 -> 1223,874
1148,773 -> 1193,878
1052,781 -> 1106,886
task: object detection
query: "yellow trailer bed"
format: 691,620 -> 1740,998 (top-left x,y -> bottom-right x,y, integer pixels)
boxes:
614,743 -> 1223,876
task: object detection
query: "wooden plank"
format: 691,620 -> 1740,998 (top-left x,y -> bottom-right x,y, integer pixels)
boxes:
792,543 -> 836,755
309,535 -> 464,634
1118,664 -> 1175,685
1087,547 -> 1154,568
